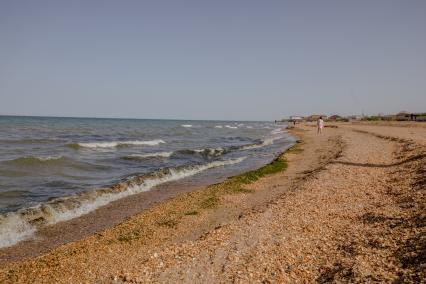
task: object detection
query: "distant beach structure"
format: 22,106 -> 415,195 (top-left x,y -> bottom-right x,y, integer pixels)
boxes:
306,114 -> 328,122
289,115 -> 303,122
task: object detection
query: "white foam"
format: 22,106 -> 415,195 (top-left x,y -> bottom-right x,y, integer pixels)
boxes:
0,157 -> 246,248
241,137 -> 277,150
262,137 -> 276,146
194,147 -> 223,152
45,157 -> 246,224
194,147 -> 225,156
181,124 -> 192,128
215,125 -> 223,129
225,125 -> 238,129
271,128 -> 284,135
0,214 -> 36,248
78,140 -> 165,148
37,155 -> 63,161
130,152 -> 173,158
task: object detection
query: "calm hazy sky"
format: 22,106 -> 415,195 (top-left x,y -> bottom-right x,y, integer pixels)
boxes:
1,0 -> 425,120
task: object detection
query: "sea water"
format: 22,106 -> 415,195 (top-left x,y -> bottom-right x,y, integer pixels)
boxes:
0,116 -> 293,248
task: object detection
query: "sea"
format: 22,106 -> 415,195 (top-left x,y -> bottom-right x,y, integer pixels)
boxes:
0,116 -> 294,248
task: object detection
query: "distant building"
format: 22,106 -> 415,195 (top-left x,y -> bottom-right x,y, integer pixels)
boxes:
347,115 -> 362,121
381,114 -> 396,121
328,115 -> 343,121
396,111 -> 420,121
289,115 -> 303,121
396,111 -> 410,121
306,114 -> 327,122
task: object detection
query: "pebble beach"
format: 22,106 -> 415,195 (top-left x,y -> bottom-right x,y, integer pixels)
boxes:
1,121 -> 425,283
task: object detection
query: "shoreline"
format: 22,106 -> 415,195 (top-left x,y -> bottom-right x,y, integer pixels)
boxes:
1,122 -> 424,282
0,131 -> 295,263
0,117 -> 289,251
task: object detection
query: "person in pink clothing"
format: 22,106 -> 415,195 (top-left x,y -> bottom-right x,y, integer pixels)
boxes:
317,116 -> 324,134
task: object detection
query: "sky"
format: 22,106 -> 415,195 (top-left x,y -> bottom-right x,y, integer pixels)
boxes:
0,0 -> 425,121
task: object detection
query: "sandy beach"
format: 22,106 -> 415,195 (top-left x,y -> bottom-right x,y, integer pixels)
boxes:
0,122 -> 425,283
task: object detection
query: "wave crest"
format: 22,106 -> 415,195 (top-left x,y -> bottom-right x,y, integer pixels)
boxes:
176,147 -> 227,158
68,139 -> 165,149
0,157 -> 246,248
0,214 -> 36,248
122,152 -> 173,160
239,138 -> 276,150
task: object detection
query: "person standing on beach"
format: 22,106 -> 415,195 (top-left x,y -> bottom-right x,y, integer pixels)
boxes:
317,116 -> 324,134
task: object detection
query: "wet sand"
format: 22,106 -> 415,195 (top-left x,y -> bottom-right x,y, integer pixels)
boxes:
0,122 -> 425,283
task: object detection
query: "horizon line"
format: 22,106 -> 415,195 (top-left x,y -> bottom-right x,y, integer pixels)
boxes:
0,114 -> 274,122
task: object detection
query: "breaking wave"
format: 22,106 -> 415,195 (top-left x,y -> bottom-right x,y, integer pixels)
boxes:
271,128 -> 284,135
181,124 -> 192,128
239,137 -> 277,150
122,152 -> 173,160
174,137 -> 281,159
225,125 -> 238,129
68,139 -> 165,149
176,147 -> 227,158
0,157 -> 246,248
122,147 -> 229,162
0,214 -> 36,249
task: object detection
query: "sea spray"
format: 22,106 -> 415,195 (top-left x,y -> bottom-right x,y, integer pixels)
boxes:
0,214 -> 35,248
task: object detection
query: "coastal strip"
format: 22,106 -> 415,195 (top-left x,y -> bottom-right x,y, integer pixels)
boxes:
1,122 -> 424,282
0,130 -> 296,262
0,128 -> 311,276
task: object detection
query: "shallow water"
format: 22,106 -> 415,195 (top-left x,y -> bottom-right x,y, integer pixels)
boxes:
0,116 -> 293,248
